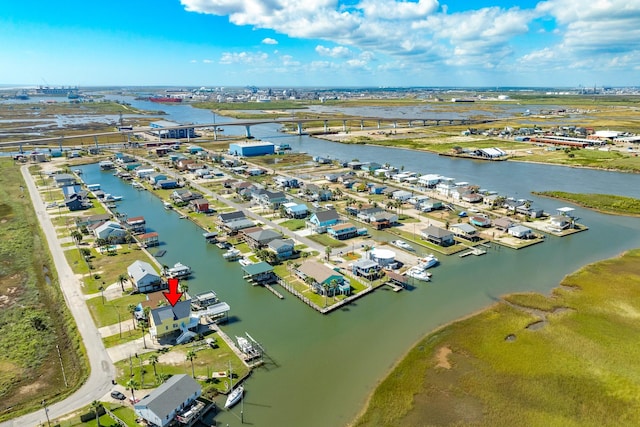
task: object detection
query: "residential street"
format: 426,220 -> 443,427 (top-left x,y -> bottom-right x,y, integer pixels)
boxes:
0,166 -> 116,427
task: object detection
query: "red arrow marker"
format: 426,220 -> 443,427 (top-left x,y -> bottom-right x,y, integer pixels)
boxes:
163,278 -> 183,307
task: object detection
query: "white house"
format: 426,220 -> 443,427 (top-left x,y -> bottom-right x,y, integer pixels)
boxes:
418,174 -> 442,187
392,190 -> 413,201
127,260 -> 162,293
93,221 -> 127,242
508,225 -> 533,239
134,374 -> 202,427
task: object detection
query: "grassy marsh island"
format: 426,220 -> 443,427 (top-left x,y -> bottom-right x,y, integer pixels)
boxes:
353,249 -> 640,426
0,160 -> 86,421
533,191 -> 640,217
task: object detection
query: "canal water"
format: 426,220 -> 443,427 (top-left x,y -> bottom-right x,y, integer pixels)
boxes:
77,97 -> 640,427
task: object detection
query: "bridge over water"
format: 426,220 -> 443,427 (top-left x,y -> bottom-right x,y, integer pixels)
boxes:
0,115 -> 499,150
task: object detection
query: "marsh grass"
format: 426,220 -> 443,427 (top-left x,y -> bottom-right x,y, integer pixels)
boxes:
354,249 -> 640,426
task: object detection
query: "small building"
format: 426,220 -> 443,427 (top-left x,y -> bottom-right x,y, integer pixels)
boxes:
138,232 -> 159,247
134,374 -> 202,427
308,209 -> 340,233
53,173 -> 76,187
125,216 -> 146,233
242,261 -> 276,285
351,259 -> 382,280
451,223 -> 478,241
549,215 -> 572,232
268,238 -> 295,260
493,217 -> 515,231
127,260 -> 162,293
229,141 -> 275,157
189,198 -> 210,213
420,225 -> 455,247
150,120 -> 196,139
296,261 -> 348,295
469,215 -> 492,228
327,222 -> 358,240
392,190 -> 413,201
508,225 -> 533,239
244,229 -> 282,249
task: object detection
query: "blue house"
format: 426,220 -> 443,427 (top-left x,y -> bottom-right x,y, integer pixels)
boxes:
285,203 -> 309,219
308,209 -> 340,233
369,184 -> 386,194
327,222 -> 358,240
157,179 -> 179,189
268,238 -> 295,260
148,172 -> 168,185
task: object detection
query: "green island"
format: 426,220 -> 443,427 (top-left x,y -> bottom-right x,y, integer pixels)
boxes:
0,159 -> 87,421
354,248 -> 640,426
532,191 -> 640,217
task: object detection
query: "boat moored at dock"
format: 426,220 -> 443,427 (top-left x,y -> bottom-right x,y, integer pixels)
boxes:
166,262 -> 192,279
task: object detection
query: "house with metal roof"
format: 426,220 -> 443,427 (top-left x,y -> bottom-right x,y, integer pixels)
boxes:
134,374 -> 202,427
244,229 -> 282,249
268,238 -> 295,260
508,225 -> 533,239
242,261 -> 276,285
420,225 -> 455,247
149,300 -> 195,340
296,261 -> 348,294
327,222 -> 358,240
450,223 -> 478,241
308,209 -> 340,233
127,260 -> 162,293
93,221 -> 127,242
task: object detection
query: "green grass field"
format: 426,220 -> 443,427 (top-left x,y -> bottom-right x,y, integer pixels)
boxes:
354,249 -> 640,426
533,191 -> 640,216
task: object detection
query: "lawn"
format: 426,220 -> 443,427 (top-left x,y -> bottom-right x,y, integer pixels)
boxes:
50,402 -> 137,427
533,191 -> 640,217
86,294 -> 147,328
354,249 -> 640,427
280,218 -> 307,231
307,233 -> 347,248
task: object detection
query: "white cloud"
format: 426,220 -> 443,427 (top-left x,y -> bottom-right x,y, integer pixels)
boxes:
315,45 -> 351,58
203,59 -> 213,63
262,37 -> 278,45
182,0 -> 640,80
219,51 -> 269,64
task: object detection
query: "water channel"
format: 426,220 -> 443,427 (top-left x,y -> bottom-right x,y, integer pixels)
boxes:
78,97 -> 640,427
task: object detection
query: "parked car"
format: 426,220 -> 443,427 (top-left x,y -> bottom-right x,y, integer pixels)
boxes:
110,391 -> 126,400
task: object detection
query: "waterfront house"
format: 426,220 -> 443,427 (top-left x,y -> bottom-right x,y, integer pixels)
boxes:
149,300 -> 195,339
242,261 -> 276,285
483,194 -> 501,207
459,191 -> 484,204
53,173 -> 76,187
417,174 -> 442,188
125,216 -> 146,233
219,211 -> 245,223
503,199 -> 526,212
171,189 -> 202,205
244,229 -> 282,250
327,222 -> 358,240
296,261 -> 348,295
516,205 -> 544,218
549,215 -> 572,232
420,225 -> 455,247
156,179 -> 179,189
369,211 -> 398,229
268,238 -> 295,260
135,168 -> 155,179
493,217 -> 515,231
351,259 -> 382,280
435,177 -> 457,197
64,193 -> 91,211
127,260 -> 162,293
450,223 -> 478,241
94,221 -> 127,242
134,374 -> 202,427
189,198 -> 210,213
138,232 -> 159,247
308,209 -> 340,233
148,172 -> 167,185
224,218 -> 255,233
508,225 -> 533,239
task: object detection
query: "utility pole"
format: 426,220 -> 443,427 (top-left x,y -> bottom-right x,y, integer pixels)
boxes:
56,345 -> 68,387
41,400 -> 51,427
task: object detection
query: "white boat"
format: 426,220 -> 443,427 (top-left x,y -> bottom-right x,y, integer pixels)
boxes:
405,267 -> 432,282
104,194 -> 123,202
419,254 -> 439,269
132,181 -> 144,189
223,248 -> 241,260
166,262 -> 191,279
224,385 -> 244,409
163,201 -> 173,210
391,240 -> 414,251
238,258 -> 252,266
236,336 -> 255,354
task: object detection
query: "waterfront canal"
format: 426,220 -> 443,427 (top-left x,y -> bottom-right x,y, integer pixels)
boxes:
76,97 -> 640,426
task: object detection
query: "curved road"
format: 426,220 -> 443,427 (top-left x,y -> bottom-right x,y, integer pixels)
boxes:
1,166 -> 115,427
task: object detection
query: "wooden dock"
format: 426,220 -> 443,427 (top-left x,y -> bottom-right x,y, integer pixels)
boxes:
264,284 -> 284,299
385,282 -> 403,292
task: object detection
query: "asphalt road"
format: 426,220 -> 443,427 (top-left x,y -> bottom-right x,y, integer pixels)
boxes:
0,166 -> 116,427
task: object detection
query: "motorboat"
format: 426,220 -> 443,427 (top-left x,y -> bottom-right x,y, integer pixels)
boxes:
104,194 -> 123,202
391,240 -> 414,251
132,181 -> 144,189
419,254 -> 439,269
405,267 -> 432,282
223,248 -> 241,260
224,385 -> 244,409
166,262 -> 192,279
163,201 -> 173,210
236,336 -> 255,354
238,258 -> 252,266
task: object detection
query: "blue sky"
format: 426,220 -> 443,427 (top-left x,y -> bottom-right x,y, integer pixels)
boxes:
1,0 -> 638,87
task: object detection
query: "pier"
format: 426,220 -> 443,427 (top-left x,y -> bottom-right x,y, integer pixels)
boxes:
264,284 -> 284,299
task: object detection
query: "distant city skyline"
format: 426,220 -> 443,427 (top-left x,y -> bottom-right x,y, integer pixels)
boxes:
1,0 -> 638,87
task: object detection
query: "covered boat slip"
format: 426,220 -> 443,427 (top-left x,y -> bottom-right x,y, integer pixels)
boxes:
242,261 -> 277,285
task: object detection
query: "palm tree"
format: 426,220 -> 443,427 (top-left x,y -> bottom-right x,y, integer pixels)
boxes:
71,230 -> 83,245
148,354 -> 159,381
186,350 -> 197,378
179,281 -> 189,296
91,400 -> 103,427
324,246 -> 331,261
139,319 -> 148,349
128,303 -> 138,328
117,273 -> 128,292
125,378 -> 139,402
